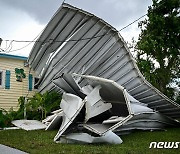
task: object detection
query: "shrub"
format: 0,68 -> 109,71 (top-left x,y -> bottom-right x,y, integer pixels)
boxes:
0,91 -> 62,128
0,108 -> 11,128
0,97 -> 26,128
26,91 -> 62,120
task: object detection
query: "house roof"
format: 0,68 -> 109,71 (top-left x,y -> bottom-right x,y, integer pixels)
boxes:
0,53 -> 27,61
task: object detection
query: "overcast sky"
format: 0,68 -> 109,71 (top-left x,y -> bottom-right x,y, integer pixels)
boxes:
0,0 -> 152,57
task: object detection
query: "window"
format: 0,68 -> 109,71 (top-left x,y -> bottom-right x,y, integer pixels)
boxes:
29,75 -> 39,91
0,71 -> 2,86
34,77 -> 39,89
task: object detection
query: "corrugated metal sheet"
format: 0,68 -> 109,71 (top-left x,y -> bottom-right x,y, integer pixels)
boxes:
28,3 -> 180,119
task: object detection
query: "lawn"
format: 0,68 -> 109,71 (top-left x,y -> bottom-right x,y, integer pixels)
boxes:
0,128 -> 179,154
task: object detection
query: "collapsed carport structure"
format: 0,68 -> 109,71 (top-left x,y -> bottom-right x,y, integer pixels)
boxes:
28,3 -> 180,144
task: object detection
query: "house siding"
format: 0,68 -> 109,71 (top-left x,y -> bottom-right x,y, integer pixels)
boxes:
0,56 -> 35,111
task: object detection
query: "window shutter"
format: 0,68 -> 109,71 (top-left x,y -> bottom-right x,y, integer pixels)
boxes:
5,70 -> 11,89
29,74 -> 33,91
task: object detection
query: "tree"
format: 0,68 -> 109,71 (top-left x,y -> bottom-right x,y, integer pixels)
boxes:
135,0 -> 180,102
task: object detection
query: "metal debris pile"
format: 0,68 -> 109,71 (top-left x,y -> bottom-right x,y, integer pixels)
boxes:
11,74 -> 179,144
41,73 -> 178,144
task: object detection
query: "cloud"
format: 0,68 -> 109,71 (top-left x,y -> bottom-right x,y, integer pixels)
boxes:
0,4 -> 32,38
0,0 -> 152,56
0,0 -> 62,24
60,0 -> 152,28
1,0 -> 152,27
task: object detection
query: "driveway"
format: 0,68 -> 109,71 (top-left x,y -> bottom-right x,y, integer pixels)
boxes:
0,144 -> 28,154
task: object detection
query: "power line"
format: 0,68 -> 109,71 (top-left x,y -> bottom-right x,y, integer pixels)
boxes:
6,41 -> 30,53
119,14 -> 147,32
1,28 -> 44,53
2,13 -> 147,46
1,0 -> 167,53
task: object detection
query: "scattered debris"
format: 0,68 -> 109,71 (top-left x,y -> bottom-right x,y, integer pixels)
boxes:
59,131 -> 123,144
42,109 -> 63,130
12,120 -> 47,131
3,127 -> 20,130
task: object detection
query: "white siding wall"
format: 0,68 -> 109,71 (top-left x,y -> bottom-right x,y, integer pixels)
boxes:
0,57 -> 35,111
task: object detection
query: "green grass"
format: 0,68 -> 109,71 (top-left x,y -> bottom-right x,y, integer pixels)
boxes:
0,128 -> 179,154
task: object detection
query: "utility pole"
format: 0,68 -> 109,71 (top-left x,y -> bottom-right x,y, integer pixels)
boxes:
24,97 -> 27,119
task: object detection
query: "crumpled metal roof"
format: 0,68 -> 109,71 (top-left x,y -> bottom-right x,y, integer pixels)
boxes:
28,3 -> 180,119
43,73 -> 179,143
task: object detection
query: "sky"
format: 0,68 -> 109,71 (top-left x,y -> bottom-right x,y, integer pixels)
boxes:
0,0 -> 152,57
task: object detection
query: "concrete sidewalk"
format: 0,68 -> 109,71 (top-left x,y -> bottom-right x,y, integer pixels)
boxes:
0,144 -> 28,154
